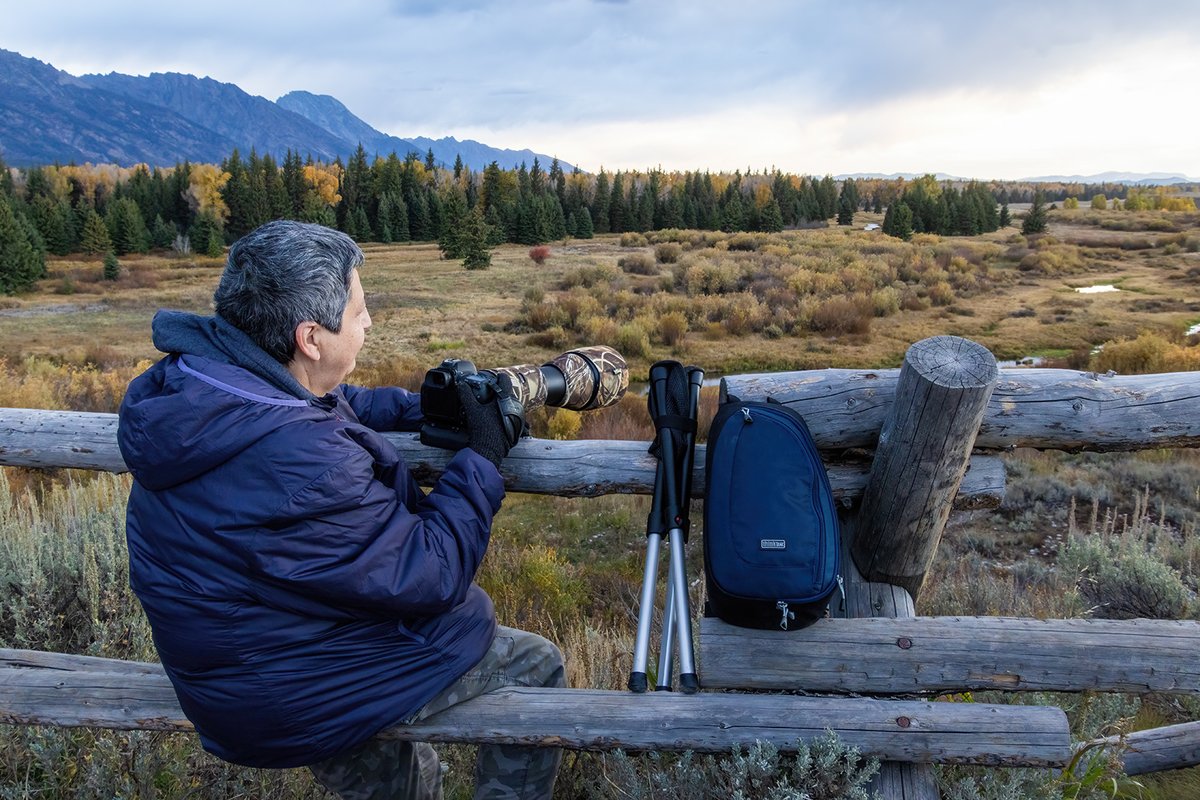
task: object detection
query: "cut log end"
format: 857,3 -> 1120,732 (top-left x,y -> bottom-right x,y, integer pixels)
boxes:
907,335 -> 999,390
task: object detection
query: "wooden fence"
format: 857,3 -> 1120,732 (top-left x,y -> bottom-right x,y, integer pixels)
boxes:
1,335 -> 1199,799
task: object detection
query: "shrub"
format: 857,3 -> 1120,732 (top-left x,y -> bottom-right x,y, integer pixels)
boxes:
869,286 -> 901,317
658,312 -> 688,346
618,253 -> 657,275
591,733 -> 879,800
619,232 -> 649,247
683,259 -> 741,295
561,263 -> 621,289
580,315 -> 618,346
1093,332 -> 1200,374
102,251 -> 120,281
546,409 -> 582,440
614,322 -> 651,359
1061,532 -> 1192,620
529,245 -> 551,265
808,295 -> 873,335
927,280 -> 955,306
654,243 -> 682,264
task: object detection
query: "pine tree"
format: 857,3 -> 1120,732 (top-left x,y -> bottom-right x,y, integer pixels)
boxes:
836,191 -> 855,226
1021,191 -> 1048,235
453,154 -> 464,181
151,215 -> 177,249
575,206 -> 594,239
105,197 -> 150,255
760,198 -> 784,232
459,206 -> 494,270
438,190 -> 469,259
882,201 -> 914,241
999,202 -> 1011,228
79,209 -> 113,255
0,199 -> 47,294
103,251 -> 120,281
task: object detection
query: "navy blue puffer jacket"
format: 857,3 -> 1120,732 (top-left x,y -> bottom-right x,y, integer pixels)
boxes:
118,311 -> 502,768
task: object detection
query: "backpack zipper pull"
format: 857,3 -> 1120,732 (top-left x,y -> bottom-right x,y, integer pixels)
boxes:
741,407 -> 753,423
836,574 -> 846,613
776,600 -> 794,630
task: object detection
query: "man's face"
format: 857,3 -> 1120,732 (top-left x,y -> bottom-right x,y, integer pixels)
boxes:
312,269 -> 371,394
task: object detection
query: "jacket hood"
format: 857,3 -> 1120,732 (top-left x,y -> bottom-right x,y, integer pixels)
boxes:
118,311 -> 329,490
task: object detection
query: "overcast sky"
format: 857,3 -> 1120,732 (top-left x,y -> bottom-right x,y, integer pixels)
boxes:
4,0 -> 1199,179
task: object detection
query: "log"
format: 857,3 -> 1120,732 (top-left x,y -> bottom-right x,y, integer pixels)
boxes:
0,408 -> 1006,508
1090,721 -> 1200,776
853,336 -> 998,597
0,651 -> 1071,766
722,367 -> 1200,452
699,617 -> 1200,695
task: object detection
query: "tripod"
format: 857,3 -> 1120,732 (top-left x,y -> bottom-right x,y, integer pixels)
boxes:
629,360 -> 704,694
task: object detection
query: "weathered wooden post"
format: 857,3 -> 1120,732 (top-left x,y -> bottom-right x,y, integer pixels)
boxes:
852,335 -> 999,597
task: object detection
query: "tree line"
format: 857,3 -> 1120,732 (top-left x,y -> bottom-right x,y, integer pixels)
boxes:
2,144 -> 1196,291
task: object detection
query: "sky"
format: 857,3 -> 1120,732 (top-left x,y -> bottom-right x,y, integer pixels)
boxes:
3,0 -> 1200,180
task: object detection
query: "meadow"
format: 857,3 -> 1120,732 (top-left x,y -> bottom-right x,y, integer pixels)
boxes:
1,207 -> 1199,798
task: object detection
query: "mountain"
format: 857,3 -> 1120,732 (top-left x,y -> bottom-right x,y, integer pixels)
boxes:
0,49 -> 237,165
1020,171 -> 1197,186
0,49 -> 572,171
836,171 -> 1199,186
273,91 -> 419,162
78,72 -> 358,163
277,90 -> 575,172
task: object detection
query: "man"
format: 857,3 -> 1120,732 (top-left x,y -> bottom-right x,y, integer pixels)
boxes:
118,220 -> 563,799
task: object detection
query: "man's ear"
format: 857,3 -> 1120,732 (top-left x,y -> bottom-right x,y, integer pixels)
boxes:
293,321 -> 323,362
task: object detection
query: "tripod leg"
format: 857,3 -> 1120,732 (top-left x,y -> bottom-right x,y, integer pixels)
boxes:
628,532 -> 662,693
656,563 -> 676,691
668,527 -> 699,693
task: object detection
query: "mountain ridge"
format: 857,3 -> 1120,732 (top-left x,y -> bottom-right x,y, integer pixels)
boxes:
0,49 -> 571,171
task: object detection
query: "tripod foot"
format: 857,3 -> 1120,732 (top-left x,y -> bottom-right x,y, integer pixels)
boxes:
627,672 -> 649,693
679,673 -> 700,694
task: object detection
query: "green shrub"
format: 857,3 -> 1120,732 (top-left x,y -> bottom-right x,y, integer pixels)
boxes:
1061,532 -> 1193,620
614,322 -> 651,359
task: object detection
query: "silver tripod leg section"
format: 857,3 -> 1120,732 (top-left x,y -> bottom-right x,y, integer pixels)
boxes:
668,526 -> 699,692
628,532 -> 662,692
656,564 -> 676,690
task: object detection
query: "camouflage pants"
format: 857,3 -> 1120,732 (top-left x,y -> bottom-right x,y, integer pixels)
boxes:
309,626 -> 565,800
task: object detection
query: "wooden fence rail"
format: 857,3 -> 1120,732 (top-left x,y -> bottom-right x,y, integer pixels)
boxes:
0,649 -> 1071,767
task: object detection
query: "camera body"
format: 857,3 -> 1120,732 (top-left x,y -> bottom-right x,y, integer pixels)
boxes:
420,359 -> 503,451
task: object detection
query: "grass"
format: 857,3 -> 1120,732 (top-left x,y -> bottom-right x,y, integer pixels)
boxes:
1,209 -> 1199,797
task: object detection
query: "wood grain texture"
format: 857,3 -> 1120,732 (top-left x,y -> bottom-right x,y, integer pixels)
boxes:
0,654 -> 1070,766
722,367 -> 1200,452
1093,721 -> 1200,776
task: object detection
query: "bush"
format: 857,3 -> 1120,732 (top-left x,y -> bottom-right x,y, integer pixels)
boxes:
1093,332 -> 1200,374
1062,532 -> 1192,620
658,312 -> 688,346
529,245 -> 551,265
590,733 -> 879,800
102,251 -> 120,281
618,253 -> 657,275
808,295 -> 873,335
619,232 -> 649,247
654,243 -> 682,264
614,322 -> 651,359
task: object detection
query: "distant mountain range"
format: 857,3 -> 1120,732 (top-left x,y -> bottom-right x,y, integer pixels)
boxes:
0,49 -> 572,171
837,171 -> 1198,186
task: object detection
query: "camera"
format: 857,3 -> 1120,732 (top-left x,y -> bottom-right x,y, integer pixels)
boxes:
419,346 -> 628,450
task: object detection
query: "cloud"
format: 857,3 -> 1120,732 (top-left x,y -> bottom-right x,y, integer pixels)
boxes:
2,0 -> 1198,175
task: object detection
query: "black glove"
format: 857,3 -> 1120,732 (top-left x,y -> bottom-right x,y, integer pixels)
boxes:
455,373 -> 526,468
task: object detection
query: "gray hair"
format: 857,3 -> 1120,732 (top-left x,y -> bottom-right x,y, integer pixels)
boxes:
214,221 -> 364,363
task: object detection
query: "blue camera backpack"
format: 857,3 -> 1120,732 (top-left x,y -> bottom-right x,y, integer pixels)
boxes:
703,400 -> 843,630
